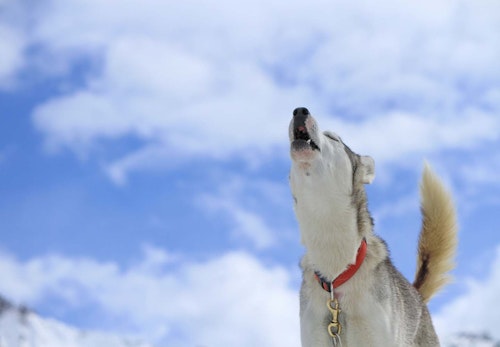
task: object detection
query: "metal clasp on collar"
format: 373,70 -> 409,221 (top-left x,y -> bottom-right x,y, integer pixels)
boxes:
327,297 -> 342,337
327,283 -> 342,346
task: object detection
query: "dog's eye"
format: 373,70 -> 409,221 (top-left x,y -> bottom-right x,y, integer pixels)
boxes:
324,132 -> 341,142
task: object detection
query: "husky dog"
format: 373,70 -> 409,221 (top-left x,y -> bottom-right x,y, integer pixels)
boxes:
289,107 -> 457,347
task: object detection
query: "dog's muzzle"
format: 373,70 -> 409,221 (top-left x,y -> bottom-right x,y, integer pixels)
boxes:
291,107 -> 320,152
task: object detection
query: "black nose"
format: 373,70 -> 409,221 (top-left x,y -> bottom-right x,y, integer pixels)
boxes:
293,107 -> 309,117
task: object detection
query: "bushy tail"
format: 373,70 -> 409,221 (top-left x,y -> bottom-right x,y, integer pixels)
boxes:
413,163 -> 458,303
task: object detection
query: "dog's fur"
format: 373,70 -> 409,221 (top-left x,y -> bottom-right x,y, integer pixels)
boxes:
289,108 -> 457,347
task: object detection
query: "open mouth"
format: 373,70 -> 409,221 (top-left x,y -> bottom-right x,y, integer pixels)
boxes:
293,125 -> 320,151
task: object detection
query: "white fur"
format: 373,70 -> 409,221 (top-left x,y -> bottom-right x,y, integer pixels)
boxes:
290,116 -> 400,346
289,124 -> 370,284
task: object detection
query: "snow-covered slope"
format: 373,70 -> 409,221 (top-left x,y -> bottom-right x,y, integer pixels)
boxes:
0,296 -> 152,347
442,332 -> 500,347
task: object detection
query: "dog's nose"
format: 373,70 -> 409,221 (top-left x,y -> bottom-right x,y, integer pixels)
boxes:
293,107 -> 310,117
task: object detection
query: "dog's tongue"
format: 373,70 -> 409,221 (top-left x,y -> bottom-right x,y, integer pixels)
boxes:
295,125 -> 310,141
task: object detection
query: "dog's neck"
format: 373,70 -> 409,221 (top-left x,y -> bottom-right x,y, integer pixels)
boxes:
314,237 -> 367,292
295,185 -> 367,281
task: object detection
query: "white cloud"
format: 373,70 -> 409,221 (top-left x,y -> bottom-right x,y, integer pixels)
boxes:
3,241 -> 500,347
325,109 -> 500,163
0,24 -> 26,89
0,246 -> 300,347
1,0 -> 496,182
434,244 -> 500,341
102,37 -> 214,101
31,34 -> 302,170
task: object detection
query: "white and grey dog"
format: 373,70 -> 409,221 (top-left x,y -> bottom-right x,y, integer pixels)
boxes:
289,107 -> 457,347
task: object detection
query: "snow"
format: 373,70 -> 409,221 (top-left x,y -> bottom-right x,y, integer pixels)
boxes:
0,297 -> 151,347
442,332 -> 500,347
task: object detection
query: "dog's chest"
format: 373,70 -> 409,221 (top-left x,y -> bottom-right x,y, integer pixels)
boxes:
300,281 -> 397,347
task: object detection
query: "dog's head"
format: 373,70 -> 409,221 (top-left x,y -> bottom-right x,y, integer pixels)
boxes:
289,107 -> 375,208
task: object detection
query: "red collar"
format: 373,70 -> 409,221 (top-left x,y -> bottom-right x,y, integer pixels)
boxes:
314,238 -> 368,292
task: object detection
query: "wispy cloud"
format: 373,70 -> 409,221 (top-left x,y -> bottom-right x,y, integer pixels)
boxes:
0,24 -> 26,89
434,244 -> 500,341
198,174 -> 295,250
0,246 -> 300,346
202,195 -> 277,250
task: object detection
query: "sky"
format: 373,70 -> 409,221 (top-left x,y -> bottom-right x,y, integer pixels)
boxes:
0,0 -> 500,346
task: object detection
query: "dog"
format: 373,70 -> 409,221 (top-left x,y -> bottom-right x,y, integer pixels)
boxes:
289,107 -> 457,346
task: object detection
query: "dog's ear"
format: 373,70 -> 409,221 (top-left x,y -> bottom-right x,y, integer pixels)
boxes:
360,155 -> 375,184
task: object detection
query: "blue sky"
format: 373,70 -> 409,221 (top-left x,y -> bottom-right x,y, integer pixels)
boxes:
1,0 -> 500,346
